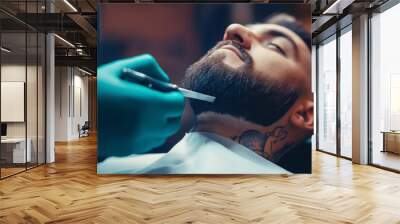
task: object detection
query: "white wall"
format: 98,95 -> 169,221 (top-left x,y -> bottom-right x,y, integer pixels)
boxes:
1,82 -> 25,122
1,64 -> 25,81
1,64 -> 39,138
55,66 -> 70,141
54,67 -> 89,141
72,73 -> 89,137
1,63 -> 46,163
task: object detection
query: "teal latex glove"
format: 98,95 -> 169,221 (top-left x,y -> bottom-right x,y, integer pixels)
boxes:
98,54 -> 184,161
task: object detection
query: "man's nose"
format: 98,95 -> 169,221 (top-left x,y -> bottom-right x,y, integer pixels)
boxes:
223,23 -> 253,49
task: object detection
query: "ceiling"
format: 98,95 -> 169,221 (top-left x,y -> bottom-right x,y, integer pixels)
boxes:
0,0 -> 97,72
0,0 -> 392,73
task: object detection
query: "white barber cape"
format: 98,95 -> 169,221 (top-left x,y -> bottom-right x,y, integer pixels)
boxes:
98,132 -> 290,174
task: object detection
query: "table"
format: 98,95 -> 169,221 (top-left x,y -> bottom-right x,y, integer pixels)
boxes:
381,131 -> 400,154
1,138 -> 32,163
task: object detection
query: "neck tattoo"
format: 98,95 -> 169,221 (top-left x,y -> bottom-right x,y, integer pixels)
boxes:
231,126 -> 288,160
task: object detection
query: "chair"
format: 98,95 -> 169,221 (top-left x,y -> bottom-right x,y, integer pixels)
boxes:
78,121 -> 90,138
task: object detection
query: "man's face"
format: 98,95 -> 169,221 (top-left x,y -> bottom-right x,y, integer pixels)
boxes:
220,23 -> 311,93
183,22 -> 311,126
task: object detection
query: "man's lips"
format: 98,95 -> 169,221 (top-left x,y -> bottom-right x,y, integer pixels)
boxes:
219,44 -> 244,61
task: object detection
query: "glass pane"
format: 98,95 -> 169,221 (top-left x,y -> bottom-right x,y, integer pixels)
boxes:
26,0 -> 39,169
27,31 -> 38,169
312,45 -> 317,150
1,30 -> 27,177
371,4 -> 400,171
339,28 -> 352,158
317,36 -> 337,154
38,32 -> 45,165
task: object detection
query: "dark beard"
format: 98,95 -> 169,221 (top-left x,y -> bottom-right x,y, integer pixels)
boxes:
182,40 -> 298,126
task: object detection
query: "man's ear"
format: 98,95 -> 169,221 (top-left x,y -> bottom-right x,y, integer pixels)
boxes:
289,100 -> 313,131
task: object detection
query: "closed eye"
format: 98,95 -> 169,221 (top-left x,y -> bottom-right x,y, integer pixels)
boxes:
266,42 -> 287,57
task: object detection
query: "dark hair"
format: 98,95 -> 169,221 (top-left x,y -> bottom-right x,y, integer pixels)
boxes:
264,14 -> 311,51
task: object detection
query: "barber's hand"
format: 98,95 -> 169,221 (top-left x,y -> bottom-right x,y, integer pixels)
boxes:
98,54 -> 184,161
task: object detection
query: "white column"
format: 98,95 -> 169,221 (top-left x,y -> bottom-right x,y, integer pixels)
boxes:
46,33 -> 55,163
352,14 -> 369,164
45,1 -> 55,163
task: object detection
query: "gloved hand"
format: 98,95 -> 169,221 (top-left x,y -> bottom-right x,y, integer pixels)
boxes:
98,54 -> 184,161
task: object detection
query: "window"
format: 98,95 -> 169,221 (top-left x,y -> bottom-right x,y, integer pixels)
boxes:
317,35 -> 337,154
370,2 -> 400,171
339,27 -> 352,158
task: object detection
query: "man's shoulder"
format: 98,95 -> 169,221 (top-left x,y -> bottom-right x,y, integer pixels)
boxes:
145,132 -> 290,174
97,153 -> 165,174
